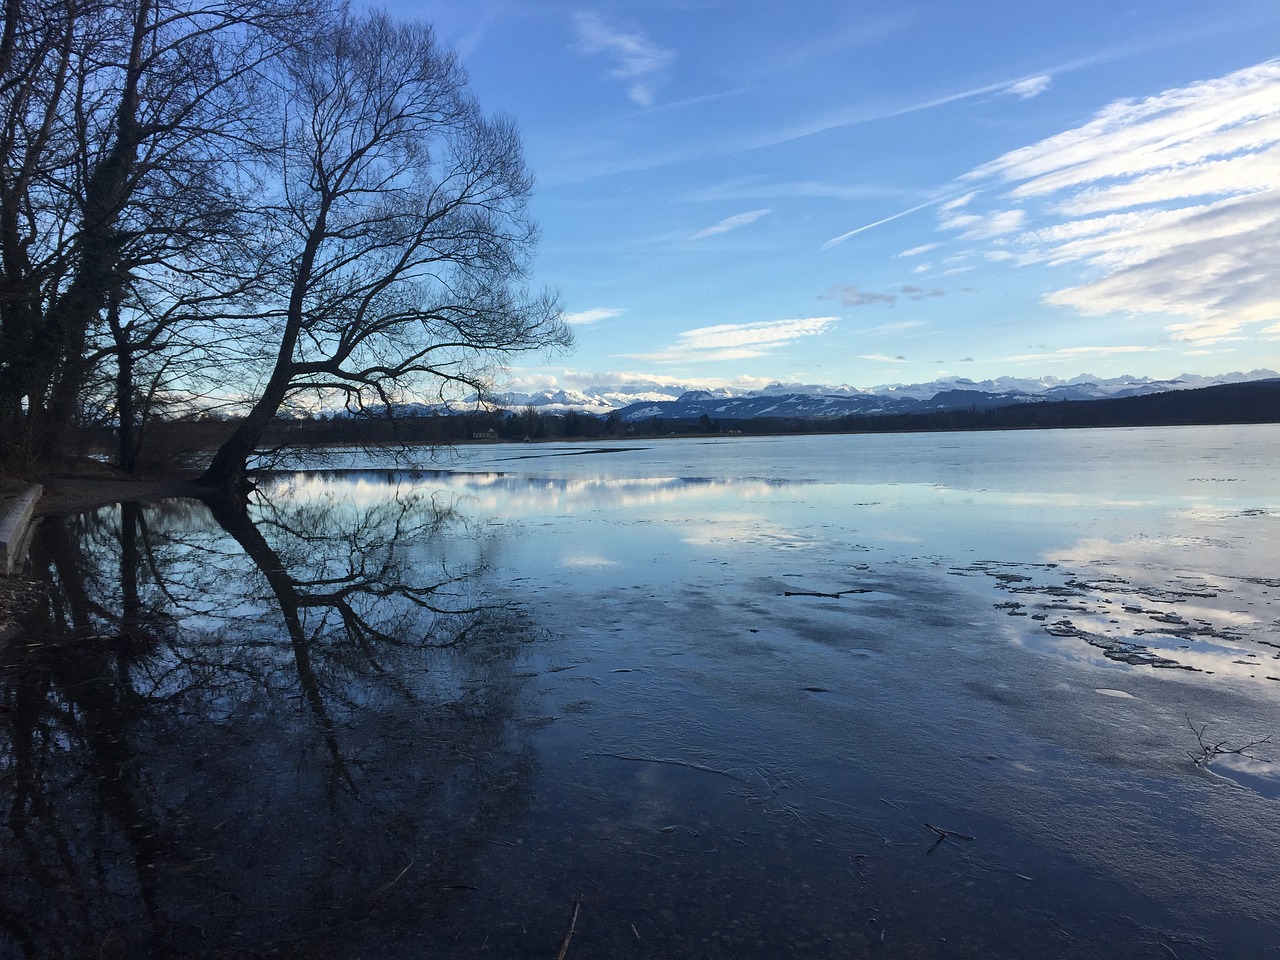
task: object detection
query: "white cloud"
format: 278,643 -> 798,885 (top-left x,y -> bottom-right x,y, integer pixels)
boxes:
952,58 -> 1280,342
941,206 -> 1026,239
899,242 -> 941,257
1053,151 -> 1279,217
857,353 -> 908,363
972,63 -> 1280,198
1005,75 -> 1052,99
1004,345 -> 1160,363
573,12 -> 673,107
940,192 -> 976,212
627,316 -> 836,363
563,307 -> 624,326
500,371 -> 562,392
692,208 -> 772,240
678,317 -> 834,350
530,368 -> 689,391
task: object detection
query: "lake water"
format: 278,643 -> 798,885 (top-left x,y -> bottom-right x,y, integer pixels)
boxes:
4,425 -> 1279,958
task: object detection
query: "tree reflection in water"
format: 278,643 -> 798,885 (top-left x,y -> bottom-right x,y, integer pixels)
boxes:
0,484 -> 537,959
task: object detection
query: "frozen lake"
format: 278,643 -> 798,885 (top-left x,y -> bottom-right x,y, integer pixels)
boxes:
4,425 -> 1279,958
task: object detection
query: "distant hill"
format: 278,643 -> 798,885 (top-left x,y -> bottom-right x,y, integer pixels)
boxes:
890,377 -> 1280,431
450,369 -> 1279,421
259,377 -> 1280,449
617,379 -> 1280,435
599,370 -> 1280,424
318,369 -> 1280,428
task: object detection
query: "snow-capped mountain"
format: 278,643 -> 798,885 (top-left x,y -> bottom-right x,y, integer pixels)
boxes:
481,370 -> 1279,421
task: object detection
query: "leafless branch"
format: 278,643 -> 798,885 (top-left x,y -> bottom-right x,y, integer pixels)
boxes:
1186,714 -> 1273,768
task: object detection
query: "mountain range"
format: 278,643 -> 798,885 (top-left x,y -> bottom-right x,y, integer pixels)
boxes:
478,370 -> 1280,423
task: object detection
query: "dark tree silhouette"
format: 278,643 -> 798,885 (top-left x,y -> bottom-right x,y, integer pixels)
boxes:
199,11 -> 568,494
0,0 -> 306,470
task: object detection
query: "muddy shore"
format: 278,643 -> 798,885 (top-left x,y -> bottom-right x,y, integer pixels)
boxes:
29,474 -> 209,517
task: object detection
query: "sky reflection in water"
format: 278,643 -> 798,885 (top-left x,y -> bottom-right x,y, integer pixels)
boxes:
3,425 -> 1280,959
291,426 -> 1279,683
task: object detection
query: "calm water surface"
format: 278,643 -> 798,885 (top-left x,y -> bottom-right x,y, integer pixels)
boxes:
3,426 -> 1278,958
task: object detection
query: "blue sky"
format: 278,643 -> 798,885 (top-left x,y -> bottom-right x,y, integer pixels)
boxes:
387,0 -> 1280,393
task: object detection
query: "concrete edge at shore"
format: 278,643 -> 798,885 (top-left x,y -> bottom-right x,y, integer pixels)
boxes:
1,484 -> 43,578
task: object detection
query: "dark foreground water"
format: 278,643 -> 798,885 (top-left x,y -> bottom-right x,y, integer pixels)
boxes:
3,426 -> 1278,958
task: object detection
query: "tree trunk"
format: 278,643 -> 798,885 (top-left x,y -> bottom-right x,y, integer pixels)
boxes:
38,0 -> 153,461
197,367 -> 293,494
199,199 -> 327,495
108,291 -> 138,473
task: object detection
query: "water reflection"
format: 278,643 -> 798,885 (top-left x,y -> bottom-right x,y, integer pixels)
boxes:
277,467 -> 785,514
0,491 -> 536,959
5,429 -> 1280,957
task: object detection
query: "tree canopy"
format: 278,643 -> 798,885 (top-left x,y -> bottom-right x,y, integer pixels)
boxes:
0,0 -> 568,488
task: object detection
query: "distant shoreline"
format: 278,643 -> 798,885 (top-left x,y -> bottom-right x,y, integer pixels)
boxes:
11,410 -> 1280,519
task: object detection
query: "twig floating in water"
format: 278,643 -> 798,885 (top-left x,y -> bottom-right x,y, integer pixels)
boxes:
587,752 -> 740,780
784,588 -> 873,599
1185,713 -> 1273,768
368,859 -> 416,900
926,824 -> 972,839
924,823 -> 975,854
556,898 -> 581,960
925,823 -> 975,841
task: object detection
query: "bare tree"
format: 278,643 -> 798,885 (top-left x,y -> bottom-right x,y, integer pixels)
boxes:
1,2 -> 563,481
0,0 -> 79,468
198,10 -> 570,494
0,0 -> 307,471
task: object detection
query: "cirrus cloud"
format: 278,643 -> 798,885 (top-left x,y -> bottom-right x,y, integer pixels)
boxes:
953,58 -> 1280,343
573,12 -> 673,107
626,316 -> 837,363
692,208 -> 772,240
899,242 -> 941,257
563,307 -> 624,326
1004,75 -> 1052,99
1004,345 -> 1160,364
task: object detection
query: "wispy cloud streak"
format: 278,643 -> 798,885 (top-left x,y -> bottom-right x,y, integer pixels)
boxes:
1005,75 -> 1051,99
951,59 -> 1280,342
627,317 -> 836,363
564,308 -> 624,326
573,12 -> 672,107
822,198 -> 944,249
692,209 -> 772,240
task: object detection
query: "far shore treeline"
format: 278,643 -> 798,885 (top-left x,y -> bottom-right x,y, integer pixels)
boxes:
113,377 -> 1280,454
